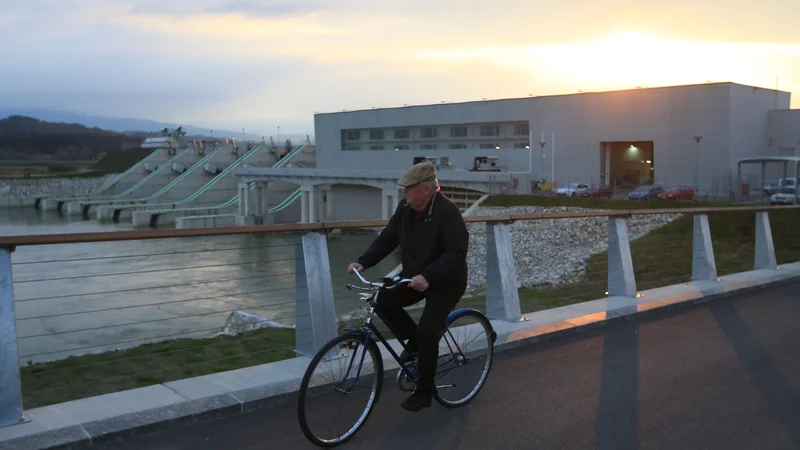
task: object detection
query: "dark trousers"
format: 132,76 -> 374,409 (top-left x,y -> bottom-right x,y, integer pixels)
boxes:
375,282 -> 466,394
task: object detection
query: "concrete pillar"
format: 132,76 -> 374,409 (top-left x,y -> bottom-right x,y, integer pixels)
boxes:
325,187 -> 334,221
381,190 -> 389,220
308,186 -> 317,223
254,182 -> 263,216
295,233 -> 338,357
237,182 -> 248,216
755,212 -> 777,270
300,187 -> 309,223
317,188 -> 326,222
0,247 -> 23,428
254,181 -> 270,216
485,223 -> 525,322
691,214 -> 718,281
607,217 -> 637,297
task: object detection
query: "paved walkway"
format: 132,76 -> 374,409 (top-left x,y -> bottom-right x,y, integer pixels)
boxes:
99,281 -> 800,450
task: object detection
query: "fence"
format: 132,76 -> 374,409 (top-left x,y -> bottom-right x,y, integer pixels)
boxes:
1,204 -> 799,427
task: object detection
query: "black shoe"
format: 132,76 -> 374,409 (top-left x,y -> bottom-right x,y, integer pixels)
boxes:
401,390 -> 432,412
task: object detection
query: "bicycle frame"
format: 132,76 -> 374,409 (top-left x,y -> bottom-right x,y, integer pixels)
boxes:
338,288 -> 467,394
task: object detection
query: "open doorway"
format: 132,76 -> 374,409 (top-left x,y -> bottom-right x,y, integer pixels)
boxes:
600,141 -> 655,189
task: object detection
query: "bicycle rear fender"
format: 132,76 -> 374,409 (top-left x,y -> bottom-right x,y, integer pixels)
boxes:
444,308 -> 497,343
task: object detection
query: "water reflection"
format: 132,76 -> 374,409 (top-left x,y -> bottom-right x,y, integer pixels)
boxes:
2,208 -> 401,363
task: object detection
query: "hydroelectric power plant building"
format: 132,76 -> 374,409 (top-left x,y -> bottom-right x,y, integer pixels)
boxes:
233,81 -> 800,225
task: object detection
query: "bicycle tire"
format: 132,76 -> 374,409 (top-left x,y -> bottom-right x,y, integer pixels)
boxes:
297,332 -> 384,448
434,310 -> 495,408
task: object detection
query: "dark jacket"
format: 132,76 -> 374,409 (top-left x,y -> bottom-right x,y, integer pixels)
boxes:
357,191 -> 469,287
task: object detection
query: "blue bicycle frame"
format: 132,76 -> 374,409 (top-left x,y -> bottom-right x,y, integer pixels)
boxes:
336,303 -> 469,394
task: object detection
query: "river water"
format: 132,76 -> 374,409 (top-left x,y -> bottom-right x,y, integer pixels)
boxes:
1,208 -> 402,364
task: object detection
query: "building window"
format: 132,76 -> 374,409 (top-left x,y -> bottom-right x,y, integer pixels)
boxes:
514,143 -> 529,149
394,145 -> 411,150
394,129 -> 410,139
479,143 -> 499,149
420,127 -> 438,139
449,144 -> 468,149
450,126 -> 467,138
369,130 -> 384,140
420,144 -> 438,150
480,124 -> 499,137
343,130 -> 361,141
514,121 -> 529,136
370,145 -> 384,150
346,145 -> 361,151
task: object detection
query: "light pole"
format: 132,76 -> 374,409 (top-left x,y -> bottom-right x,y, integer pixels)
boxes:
528,129 -> 533,173
538,140 -> 546,180
694,136 -> 703,192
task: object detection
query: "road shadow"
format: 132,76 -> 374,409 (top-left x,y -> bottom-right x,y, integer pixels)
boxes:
595,319 -> 640,450
710,300 -> 800,448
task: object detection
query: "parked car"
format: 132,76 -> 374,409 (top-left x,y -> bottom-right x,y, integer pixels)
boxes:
658,185 -> 694,201
555,183 -> 590,197
581,185 -> 613,198
770,187 -> 798,205
628,185 -> 663,200
763,178 -> 797,196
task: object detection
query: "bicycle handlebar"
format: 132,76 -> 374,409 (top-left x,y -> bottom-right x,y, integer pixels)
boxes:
348,267 -> 413,291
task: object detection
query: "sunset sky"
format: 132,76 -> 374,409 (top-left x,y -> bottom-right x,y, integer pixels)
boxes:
2,0 -> 799,135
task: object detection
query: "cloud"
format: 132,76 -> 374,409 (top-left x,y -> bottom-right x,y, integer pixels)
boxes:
202,0 -> 335,18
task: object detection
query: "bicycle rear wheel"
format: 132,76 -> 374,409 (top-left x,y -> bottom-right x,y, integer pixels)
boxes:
297,332 -> 383,448
433,310 -> 494,407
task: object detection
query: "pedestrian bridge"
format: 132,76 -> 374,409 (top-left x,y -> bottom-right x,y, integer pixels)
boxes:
0,204 -> 798,449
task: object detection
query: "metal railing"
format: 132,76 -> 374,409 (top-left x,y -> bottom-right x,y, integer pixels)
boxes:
0,203 -> 799,426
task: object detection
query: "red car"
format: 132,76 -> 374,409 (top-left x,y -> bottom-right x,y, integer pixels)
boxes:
658,186 -> 694,200
581,186 -> 613,198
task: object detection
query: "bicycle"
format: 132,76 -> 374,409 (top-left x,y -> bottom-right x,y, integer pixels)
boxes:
297,268 -> 497,448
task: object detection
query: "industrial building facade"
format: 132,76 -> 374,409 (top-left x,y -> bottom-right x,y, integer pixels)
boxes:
314,82 -> 800,194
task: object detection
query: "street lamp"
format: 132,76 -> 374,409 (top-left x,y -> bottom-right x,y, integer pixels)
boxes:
538,140 -> 546,180
694,136 -> 703,192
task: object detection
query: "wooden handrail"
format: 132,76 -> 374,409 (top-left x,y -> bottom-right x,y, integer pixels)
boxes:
1,204 -> 797,247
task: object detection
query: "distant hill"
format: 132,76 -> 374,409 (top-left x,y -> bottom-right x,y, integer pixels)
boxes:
0,116 -> 142,161
0,115 -> 118,135
0,108 -> 309,142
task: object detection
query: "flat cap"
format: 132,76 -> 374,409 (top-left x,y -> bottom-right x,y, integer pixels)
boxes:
398,161 -> 437,187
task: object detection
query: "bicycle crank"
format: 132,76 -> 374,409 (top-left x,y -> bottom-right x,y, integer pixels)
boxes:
395,361 -> 417,392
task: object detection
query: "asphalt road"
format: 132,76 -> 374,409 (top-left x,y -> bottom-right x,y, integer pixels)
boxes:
100,280 -> 800,450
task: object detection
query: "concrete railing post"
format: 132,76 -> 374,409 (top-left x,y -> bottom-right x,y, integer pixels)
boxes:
0,246 -> 23,428
692,214 -> 718,281
607,217 -> 637,297
295,233 -> 338,357
755,212 -> 778,270
485,222 -> 526,322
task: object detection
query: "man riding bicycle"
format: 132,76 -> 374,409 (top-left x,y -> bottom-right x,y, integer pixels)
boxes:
347,161 -> 469,412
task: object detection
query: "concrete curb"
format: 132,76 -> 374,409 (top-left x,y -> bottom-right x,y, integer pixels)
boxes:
2,263 -> 799,450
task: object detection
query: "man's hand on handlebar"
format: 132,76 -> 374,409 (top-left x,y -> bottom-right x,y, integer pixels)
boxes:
347,263 -> 364,275
409,275 -> 429,292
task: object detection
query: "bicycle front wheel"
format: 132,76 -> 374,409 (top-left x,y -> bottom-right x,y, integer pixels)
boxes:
297,332 -> 383,448
434,310 -> 494,407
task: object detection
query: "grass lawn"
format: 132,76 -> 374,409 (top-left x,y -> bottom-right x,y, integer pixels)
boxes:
18,194 -> 800,409
21,327 -> 295,409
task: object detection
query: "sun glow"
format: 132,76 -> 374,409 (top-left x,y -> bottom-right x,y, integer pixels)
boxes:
420,31 -> 800,92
